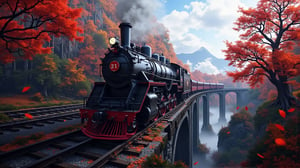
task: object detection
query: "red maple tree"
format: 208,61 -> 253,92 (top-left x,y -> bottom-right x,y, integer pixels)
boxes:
77,20 -> 107,80
0,0 -> 84,63
224,0 -> 300,110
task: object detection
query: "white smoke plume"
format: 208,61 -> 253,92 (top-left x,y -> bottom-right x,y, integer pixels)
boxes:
116,0 -> 167,42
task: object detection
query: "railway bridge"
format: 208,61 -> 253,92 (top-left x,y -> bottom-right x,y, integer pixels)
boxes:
157,88 -> 249,167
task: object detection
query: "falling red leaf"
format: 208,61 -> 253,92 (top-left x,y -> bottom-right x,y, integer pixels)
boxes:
24,113 -> 33,119
22,86 -> 31,93
236,106 -> 240,110
288,108 -> 295,113
245,106 -> 248,111
275,138 -> 286,146
278,109 -> 286,118
227,131 -> 231,134
274,124 -> 285,131
194,161 -> 199,165
257,153 -> 264,158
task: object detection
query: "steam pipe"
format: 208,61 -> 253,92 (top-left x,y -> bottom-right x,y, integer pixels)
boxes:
119,22 -> 132,48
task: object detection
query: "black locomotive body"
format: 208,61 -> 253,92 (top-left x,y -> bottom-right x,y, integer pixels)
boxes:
80,23 -> 224,140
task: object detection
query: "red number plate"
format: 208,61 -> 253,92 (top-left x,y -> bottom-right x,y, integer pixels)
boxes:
109,61 -> 120,72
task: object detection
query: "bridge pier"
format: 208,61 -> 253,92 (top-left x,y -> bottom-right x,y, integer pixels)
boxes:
218,92 -> 226,123
192,99 -> 200,153
160,88 -> 249,167
201,95 -> 214,135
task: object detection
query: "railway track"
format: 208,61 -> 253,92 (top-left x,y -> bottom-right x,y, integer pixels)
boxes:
0,104 -> 82,134
0,100 -> 187,168
0,128 -> 140,168
0,104 -> 82,119
0,94 -> 198,168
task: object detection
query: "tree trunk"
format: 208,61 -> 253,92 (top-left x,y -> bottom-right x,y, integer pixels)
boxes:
43,84 -> 48,98
274,80 -> 294,110
52,34 -> 55,52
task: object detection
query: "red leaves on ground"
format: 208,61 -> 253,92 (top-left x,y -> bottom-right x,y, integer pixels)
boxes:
22,86 -> 31,93
274,138 -> 286,146
278,109 -> 286,118
274,124 -> 285,131
149,144 -> 156,149
24,113 -> 33,119
288,108 -> 295,113
153,136 -> 163,143
257,153 -> 264,159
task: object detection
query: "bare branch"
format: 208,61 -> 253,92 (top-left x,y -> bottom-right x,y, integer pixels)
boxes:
3,29 -> 63,41
0,0 -> 43,33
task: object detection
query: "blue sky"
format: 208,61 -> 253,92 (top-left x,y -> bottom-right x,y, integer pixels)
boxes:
151,0 -> 259,74
156,0 -> 258,57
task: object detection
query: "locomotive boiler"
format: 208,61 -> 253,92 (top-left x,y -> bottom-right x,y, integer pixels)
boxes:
80,22 -> 224,140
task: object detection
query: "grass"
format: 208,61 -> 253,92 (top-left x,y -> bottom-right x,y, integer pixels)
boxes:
54,124 -> 82,134
11,133 -> 44,146
0,104 -> 18,111
0,113 -> 11,122
0,124 -> 82,152
0,100 -> 82,111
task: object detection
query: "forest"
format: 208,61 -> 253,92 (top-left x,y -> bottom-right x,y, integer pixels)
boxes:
0,0 -> 190,101
0,0 -> 299,167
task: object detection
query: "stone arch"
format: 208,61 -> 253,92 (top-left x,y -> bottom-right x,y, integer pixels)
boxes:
224,91 -> 238,111
172,112 -> 190,166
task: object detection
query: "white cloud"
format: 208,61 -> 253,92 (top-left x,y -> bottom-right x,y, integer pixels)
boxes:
186,59 -> 193,71
184,5 -> 190,10
160,0 -> 259,58
194,58 -> 220,75
173,33 -> 208,54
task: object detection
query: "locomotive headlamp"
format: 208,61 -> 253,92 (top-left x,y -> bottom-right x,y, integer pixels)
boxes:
109,37 -> 119,45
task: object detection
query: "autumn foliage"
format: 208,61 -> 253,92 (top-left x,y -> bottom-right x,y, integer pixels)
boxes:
78,20 -> 107,80
213,109 -> 255,167
0,0 -> 84,63
224,0 -> 300,110
242,106 -> 299,167
0,0 -> 186,100
61,58 -> 86,86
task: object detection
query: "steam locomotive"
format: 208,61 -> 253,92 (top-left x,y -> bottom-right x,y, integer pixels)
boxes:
80,23 -> 224,140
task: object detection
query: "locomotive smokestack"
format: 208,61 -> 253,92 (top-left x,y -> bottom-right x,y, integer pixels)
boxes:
119,23 -> 132,48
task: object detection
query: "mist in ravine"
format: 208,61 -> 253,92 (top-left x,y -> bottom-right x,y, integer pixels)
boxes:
193,105 -> 236,168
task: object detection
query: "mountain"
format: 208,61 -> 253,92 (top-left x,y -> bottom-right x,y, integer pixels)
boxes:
176,47 -> 233,74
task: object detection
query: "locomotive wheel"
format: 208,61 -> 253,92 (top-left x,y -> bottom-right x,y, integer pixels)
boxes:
160,106 -> 167,116
137,106 -> 150,129
168,103 -> 172,111
154,113 -> 159,121
127,118 -> 137,133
